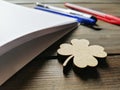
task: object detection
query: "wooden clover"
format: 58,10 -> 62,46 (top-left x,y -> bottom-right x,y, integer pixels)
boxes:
57,39 -> 107,68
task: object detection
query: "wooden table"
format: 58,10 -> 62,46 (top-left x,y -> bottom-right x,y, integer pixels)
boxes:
1,0 -> 120,90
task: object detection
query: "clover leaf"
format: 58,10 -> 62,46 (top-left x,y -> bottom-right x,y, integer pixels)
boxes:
57,39 -> 107,68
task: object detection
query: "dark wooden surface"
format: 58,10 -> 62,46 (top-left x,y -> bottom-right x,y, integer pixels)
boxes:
1,0 -> 120,90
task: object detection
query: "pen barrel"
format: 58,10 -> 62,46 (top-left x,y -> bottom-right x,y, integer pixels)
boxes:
67,9 -> 97,22
37,3 -> 97,22
64,3 -> 106,16
65,3 -> 120,25
35,6 -> 96,25
105,15 -> 120,21
105,15 -> 120,25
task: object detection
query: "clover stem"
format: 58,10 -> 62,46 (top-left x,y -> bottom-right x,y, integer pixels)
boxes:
63,55 -> 73,66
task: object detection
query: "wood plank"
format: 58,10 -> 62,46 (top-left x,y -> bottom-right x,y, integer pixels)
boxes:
5,0 -> 120,4
1,56 -> 120,90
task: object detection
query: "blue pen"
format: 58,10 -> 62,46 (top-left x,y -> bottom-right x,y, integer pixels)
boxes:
34,5 -> 96,25
36,3 -> 97,22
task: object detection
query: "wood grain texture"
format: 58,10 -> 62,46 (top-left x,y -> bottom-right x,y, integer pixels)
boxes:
1,0 -> 120,90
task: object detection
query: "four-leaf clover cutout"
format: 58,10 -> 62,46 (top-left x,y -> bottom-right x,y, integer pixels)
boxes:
57,39 -> 107,68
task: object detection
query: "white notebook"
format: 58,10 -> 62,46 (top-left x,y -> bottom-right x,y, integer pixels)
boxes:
0,0 -> 78,85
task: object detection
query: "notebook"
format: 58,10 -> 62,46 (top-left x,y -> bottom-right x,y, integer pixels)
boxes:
0,0 -> 78,85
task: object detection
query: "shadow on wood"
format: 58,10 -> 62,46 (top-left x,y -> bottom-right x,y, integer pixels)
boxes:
73,66 -> 100,80
96,57 -> 109,69
63,59 -> 73,76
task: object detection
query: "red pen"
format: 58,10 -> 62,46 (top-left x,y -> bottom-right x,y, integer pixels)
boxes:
64,3 -> 120,25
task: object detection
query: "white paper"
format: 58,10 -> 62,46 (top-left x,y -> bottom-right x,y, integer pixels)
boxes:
0,0 -> 76,55
0,0 -> 77,85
